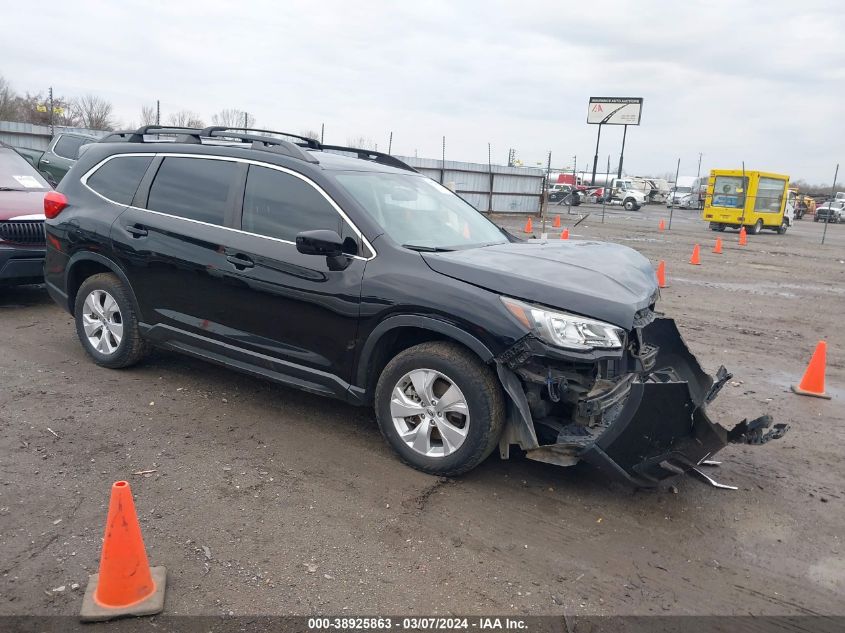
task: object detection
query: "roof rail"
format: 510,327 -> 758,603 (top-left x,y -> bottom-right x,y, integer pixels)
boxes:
95,126 -> 416,172
201,127 -> 321,149
204,130 -> 318,163
321,145 -> 418,173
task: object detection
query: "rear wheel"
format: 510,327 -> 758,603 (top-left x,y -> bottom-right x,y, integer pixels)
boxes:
374,342 -> 504,476
777,219 -> 788,234
749,219 -> 764,235
74,273 -> 148,369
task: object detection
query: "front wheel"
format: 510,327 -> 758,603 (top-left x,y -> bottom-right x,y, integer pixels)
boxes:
623,198 -> 638,211
749,219 -> 764,235
777,220 -> 788,234
374,342 -> 505,476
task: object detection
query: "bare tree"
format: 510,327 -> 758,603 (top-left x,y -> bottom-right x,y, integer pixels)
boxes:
168,110 -> 205,128
73,94 -> 116,130
14,91 -> 79,126
139,105 -> 157,126
346,136 -> 375,150
300,129 -> 321,142
0,75 -> 17,121
211,108 -> 255,129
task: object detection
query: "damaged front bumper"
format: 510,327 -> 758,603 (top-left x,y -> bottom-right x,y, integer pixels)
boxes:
496,317 -> 789,487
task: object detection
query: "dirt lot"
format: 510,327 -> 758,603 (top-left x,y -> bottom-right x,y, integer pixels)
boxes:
1,206 -> 844,618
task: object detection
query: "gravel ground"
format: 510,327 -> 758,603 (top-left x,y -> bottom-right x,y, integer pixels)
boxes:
1,204 -> 843,618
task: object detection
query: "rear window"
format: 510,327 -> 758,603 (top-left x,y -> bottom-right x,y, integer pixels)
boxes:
86,156 -> 153,205
53,136 -> 92,160
147,157 -> 238,226
711,176 -> 746,208
0,148 -> 50,191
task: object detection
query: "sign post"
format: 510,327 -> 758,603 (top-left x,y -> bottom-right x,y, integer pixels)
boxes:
587,97 -> 643,185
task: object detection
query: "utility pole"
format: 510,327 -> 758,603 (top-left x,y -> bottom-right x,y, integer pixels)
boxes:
668,158 -> 680,229
822,163 -> 838,245
320,123 -> 324,144
48,86 -> 54,136
487,142 -> 493,214
156,100 -> 160,126
441,136 -> 446,184
617,124 -> 628,178
696,152 -> 703,179
243,111 -> 248,132
388,131 -> 393,154
590,123 -> 602,186
541,151 -> 552,236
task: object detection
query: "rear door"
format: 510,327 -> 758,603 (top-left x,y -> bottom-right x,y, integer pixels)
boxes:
111,154 -> 244,345
211,163 -> 368,392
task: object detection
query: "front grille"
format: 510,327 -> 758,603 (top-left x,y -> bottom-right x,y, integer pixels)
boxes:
0,220 -> 46,245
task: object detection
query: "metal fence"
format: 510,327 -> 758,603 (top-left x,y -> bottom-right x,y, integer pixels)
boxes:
395,156 -> 544,214
0,120 -> 109,151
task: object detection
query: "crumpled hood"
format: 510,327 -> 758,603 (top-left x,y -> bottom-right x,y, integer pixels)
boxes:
421,239 -> 658,328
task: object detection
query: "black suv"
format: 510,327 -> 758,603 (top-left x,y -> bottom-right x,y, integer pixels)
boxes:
44,126 -> 786,486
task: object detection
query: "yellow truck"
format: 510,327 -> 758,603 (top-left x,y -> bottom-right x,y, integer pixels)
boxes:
702,169 -> 794,234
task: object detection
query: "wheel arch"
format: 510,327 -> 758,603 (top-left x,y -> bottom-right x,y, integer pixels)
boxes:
65,252 -> 141,317
354,316 -> 495,402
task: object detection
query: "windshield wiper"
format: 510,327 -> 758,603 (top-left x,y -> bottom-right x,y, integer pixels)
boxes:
402,244 -> 454,252
0,187 -> 26,192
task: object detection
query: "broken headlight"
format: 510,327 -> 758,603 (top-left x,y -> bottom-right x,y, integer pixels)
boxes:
501,297 -> 624,351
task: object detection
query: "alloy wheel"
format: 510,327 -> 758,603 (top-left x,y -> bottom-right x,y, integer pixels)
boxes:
390,368 -> 470,458
81,289 -> 123,355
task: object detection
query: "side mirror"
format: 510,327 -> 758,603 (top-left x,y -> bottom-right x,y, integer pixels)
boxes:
296,230 -> 344,257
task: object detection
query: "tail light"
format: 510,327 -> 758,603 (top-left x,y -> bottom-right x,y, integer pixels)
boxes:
44,191 -> 68,219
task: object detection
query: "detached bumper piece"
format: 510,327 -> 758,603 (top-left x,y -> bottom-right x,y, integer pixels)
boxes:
541,318 -> 788,487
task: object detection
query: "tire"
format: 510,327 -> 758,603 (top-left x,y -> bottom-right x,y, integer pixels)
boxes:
814,217 -> 819,222
777,220 -> 788,234
749,219 -> 764,235
374,341 -> 505,476
623,198 -> 636,211
74,272 -> 148,369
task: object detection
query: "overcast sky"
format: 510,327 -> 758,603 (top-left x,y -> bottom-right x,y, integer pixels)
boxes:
2,0 -> 843,181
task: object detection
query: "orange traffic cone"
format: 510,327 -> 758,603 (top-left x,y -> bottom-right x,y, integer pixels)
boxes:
658,219 -> 665,232
560,228 -> 570,240
739,226 -> 747,246
713,237 -> 723,254
791,341 -> 831,399
553,215 -> 561,228
689,244 -> 701,265
524,217 -> 533,234
656,260 -> 668,288
80,481 -> 166,621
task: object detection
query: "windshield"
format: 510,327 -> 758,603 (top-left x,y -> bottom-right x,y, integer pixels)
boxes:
0,148 -> 50,191
334,172 -> 508,250
674,186 -> 692,193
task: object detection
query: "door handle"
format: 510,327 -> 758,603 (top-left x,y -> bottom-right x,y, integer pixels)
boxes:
126,224 -> 148,237
226,253 -> 254,269
41,159 -> 51,164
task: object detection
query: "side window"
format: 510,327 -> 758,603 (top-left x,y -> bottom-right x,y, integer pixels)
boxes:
53,136 -> 89,160
86,156 -> 153,205
147,157 -> 237,226
242,165 -> 357,253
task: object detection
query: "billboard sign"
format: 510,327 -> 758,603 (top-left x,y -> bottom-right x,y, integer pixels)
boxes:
587,97 -> 643,125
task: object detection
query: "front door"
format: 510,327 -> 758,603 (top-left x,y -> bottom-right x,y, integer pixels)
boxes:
211,163 -> 368,394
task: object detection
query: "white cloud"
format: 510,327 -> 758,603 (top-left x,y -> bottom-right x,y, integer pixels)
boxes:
1,0 -> 842,180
